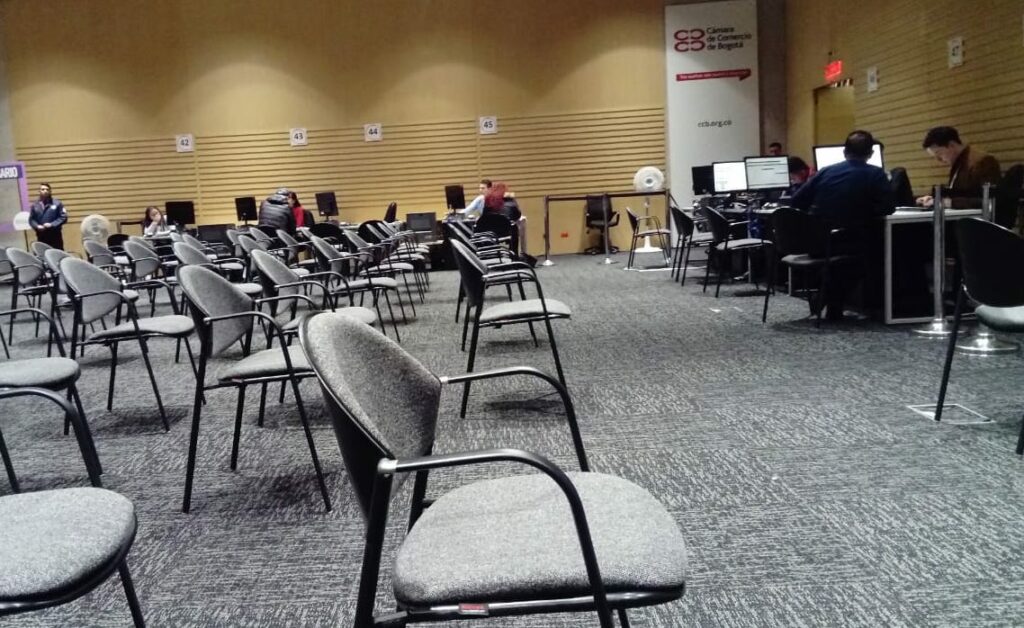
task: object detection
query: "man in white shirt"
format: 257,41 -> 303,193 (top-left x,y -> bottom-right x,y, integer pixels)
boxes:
460,179 -> 492,218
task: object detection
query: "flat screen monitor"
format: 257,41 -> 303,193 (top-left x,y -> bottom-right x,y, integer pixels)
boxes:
691,165 -> 715,195
315,191 -> 338,217
406,212 -> 437,237
165,200 -> 195,226
814,143 -> 884,170
744,155 -> 791,191
234,196 -> 257,222
712,161 -> 748,194
445,184 -> 466,210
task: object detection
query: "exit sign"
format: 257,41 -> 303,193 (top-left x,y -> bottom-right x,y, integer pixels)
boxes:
824,60 -> 843,82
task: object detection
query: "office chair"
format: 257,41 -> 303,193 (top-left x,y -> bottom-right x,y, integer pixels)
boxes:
701,207 -> 773,298
384,201 -> 398,224
995,164 -> 1023,230
625,208 -> 671,269
584,195 -> 619,255
298,312 -> 686,628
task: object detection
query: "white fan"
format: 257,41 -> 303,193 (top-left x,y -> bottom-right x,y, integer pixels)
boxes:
631,167 -> 666,256
633,166 -> 665,193
80,214 -> 110,244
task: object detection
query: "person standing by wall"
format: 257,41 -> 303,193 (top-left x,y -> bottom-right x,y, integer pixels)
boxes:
29,182 -> 67,250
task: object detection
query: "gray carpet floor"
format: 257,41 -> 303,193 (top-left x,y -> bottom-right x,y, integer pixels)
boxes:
3,251 -> 1024,627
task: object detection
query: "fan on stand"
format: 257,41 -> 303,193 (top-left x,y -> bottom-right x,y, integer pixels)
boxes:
631,166 -> 665,253
80,214 -> 111,245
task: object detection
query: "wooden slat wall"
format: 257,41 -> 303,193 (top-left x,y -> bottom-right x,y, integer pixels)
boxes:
844,0 -> 1024,191
16,106 -> 664,255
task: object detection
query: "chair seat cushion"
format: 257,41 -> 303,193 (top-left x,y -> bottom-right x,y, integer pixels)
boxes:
367,262 -> 415,273
0,357 -> 80,390
394,472 -> 687,606
89,314 -> 195,341
0,487 -> 136,600
280,307 -> 377,332
237,282 -> 263,296
343,277 -> 399,291
975,305 -> 1024,333
217,262 -> 244,272
716,238 -> 770,251
217,348 -> 311,382
293,267 -> 311,277
113,255 -> 130,266
780,253 -> 855,267
479,298 -> 571,323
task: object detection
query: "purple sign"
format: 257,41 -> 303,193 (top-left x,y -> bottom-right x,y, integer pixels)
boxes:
0,161 -> 29,234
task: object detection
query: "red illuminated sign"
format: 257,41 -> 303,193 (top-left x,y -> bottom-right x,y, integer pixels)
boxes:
824,60 -> 844,82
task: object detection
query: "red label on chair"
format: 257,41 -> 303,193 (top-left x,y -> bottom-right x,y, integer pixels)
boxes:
457,603 -> 489,615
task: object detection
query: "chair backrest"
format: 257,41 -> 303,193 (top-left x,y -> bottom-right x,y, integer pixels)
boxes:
251,249 -> 300,297
6,247 -> 45,286
177,265 -> 254,357
225,229 -> 241,246
309,222 -> 344,241
174,241 -> 214,268
0,248 -> 12,276
107,234 -> 129,249
237,234 -> 265,257
31,240 -> 53,258
450,240 -> 489,309
956,217 -> 1024,307
43,249 -> 72,292
383,201 -> 398,223
995,164 -> 1024,230
702,207 -> 731,243
310,235 -> 345,272
128,235 -> 155,252
249,227 -> 273,243
83,240 -> 115,266
357,221 -> 386,244
669,206 -> 694,240
123,239 -> 161,278
584,195 -> 613,227
474,212 -> 514,239
59,257 -> 123,324
182,233 -> 206,251
300,311 -> 442,516
168,232 -> 185,243
770,207 -> 826,257
626,208 -> 641,234
276,230 -> 300,248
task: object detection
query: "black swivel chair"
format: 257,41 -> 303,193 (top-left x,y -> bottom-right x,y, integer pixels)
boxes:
994,165 -> 1023,230
584,195 -> 619,255
936,218 -> 1024,453
384,201 -> 398,224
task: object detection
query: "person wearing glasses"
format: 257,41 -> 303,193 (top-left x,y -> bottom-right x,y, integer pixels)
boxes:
915,126 -> 1001,209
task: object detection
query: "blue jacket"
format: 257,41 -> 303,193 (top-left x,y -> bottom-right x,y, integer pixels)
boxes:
790,160 -> 894,225
29,198 -> 68,230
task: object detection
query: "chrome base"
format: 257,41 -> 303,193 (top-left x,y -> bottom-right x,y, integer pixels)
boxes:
912,318 -> 956,337
540,258 -> 555,267
600,257 -> 618,265
633,235 -> 662,254
956,330 -> 1020,355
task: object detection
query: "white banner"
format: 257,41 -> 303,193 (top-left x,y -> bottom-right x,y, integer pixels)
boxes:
665,0 -> 760,203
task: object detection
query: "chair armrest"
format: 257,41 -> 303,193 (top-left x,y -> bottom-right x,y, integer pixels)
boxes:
123,278 -> 179,313
204,309 -> 301,366
441,366 -> 588,471
255,293 -> 317,310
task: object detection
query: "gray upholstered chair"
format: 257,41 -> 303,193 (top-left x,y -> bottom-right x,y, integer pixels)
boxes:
30,240 -> 53,259
5,247 -> 51,344
0,487 -> 145,626
299,312 -> 686,628
309,235 -> 402,339
0,323 -> 101,479
182,232 -> 231,260
451,240 -> 571,417
172,241 -> 260,298
83,239 -> 129,278
274,229 -> 318,273
250,249 -> 376,341
59,257 -> 197,431
343,229 -> 424,307
0,247 -> 14,283
123,239 -> 179,316
175,265 -> 331,513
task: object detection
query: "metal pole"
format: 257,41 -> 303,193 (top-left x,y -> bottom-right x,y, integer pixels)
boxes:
913,185 -> 955,337
541,195 -> 554,267
956,182 -> 1019,354
600,194 -> 617,265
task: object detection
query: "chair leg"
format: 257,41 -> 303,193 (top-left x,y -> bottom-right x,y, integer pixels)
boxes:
681,240 -> 694,286
290,376 -> 332,512
543,316 -> 568,388
383,292 -> 401,341
138,337 -> 170,432
107,342 -> 119,411
118,562 -> 146,628
0,320 -> 8,359
230,384 -> 246,470
0,426 -> 19,493
455,283 -> 464,322
460,315 -> 482,418
714,250 -> 727,297
702,248 -> 713,292
617,609 -> 631,628
762,247 -> 775,324
461,305 -> 472,351
935,287 -> 965,423
258,382 -> 268,427
182,374 -> 207,513
69,384 -> 103,477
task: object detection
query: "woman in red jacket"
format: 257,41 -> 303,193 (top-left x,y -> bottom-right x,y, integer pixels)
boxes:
287,192 -> 306,228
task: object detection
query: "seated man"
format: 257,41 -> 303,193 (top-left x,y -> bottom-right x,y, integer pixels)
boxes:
915,126 -> 1001,209
459,179 -> 492,219
790,130 -> 895,319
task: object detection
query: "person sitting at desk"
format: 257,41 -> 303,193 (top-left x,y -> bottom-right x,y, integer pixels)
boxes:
776,156 -> 812,201
459,179 -> 492,219
142,205 -> 169,236
790,130 -> 894,319
916,126 -> 1001,209
287,191 -> 306,229
258,188 -> 296,235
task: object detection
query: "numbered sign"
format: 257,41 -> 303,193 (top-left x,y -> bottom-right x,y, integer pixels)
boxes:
364,123 -> 382,142
290,128 -> 308,146
175,134 -> 195,153
947,36 -> 964,68
479,116 -> 498,135
866,66 -> 879,93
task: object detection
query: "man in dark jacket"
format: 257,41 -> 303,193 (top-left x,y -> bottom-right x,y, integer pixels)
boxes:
916,126 -> 1001,209
257,187 -> 296,235
29,182 -> 68,250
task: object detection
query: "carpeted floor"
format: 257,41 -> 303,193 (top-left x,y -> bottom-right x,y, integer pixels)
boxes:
4,251 -> 1024,627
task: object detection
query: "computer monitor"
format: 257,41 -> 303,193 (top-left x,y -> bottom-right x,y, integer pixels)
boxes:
814,143 -> 885,170
712,161 -> 748,194
315,191 -> 338,217
691,165 -> 715,195
744,156 -> 791,191
165,200 -> 195,226
445,185 -> 466,210
234,196 -> 257,222
406,212 -> 437,238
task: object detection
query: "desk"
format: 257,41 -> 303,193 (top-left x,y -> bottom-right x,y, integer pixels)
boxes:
884,208 -> 981,324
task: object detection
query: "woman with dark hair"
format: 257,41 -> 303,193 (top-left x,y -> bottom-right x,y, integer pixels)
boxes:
142,205 -> 167,236
287,192 -> 306,229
